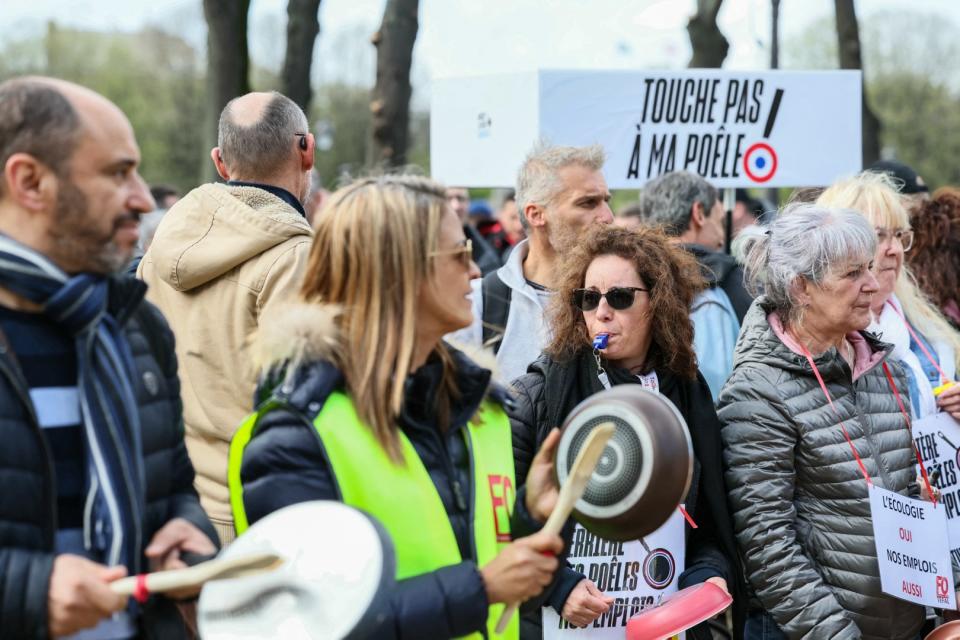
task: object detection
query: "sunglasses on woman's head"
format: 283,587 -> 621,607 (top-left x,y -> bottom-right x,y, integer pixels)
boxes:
572,286 -> 648,311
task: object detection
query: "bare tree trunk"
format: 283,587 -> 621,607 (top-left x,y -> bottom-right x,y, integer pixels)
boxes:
281,0 -> 322,113
202,0 -> 251,181
687,0 -> 728,68
835,0 -> 880,167
368,0 -> 419,168
770,0 -> 781,69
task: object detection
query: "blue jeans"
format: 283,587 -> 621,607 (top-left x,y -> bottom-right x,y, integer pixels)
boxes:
744,610 -> 788,640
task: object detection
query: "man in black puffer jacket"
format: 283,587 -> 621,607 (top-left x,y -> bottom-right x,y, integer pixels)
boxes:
0,77 -> 217,639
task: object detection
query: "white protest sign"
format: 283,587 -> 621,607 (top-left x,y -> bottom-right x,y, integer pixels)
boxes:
869,484 -> 955,608
911,411 -> 960,572
431,69 -> 862,188
543,510 -> 685,639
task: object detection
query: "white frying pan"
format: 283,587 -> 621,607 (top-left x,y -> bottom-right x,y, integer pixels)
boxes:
197,501 -> 395,640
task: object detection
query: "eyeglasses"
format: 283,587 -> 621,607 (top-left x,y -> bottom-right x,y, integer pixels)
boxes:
876,227 -> 914,252
572,286 -> 649,311
429,239 -> 473,268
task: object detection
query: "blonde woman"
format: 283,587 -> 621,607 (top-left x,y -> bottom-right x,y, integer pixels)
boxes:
227,175 -> 564,639
818,173 -> 960,420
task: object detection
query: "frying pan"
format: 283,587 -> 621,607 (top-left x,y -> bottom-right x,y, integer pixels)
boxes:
555,384 -> 694,541
626,581 -> 732,640
198,501 -> 395,640
926,621 -> 960,640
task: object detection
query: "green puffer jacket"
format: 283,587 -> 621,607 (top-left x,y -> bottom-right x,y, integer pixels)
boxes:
718,300 -> 925,640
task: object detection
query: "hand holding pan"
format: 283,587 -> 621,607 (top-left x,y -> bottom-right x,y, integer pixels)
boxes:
198,501 -> 396,640
495,422 -> 616,633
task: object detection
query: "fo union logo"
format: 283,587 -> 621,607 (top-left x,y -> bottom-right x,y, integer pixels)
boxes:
936,575 -> 950,604
488,475 -> 514,543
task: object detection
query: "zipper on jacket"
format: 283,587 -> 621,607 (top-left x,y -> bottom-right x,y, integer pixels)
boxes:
461,430 -> 492,640
461,430 -> 479,560
850,383 -> 897,490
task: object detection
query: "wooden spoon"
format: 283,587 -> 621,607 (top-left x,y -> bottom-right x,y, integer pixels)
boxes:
111,552 -> 283,599
495,422 -> 616,633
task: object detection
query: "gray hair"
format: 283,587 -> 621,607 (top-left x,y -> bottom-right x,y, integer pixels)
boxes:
217,91 -> 309,178
740,203 -> 876,322
137,208 -> 167,252
639,171 -> 718,236
515,142 -> 605,230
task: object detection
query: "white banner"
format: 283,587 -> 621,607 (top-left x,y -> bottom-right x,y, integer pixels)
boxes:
911,411 -> 960,573
869,484 -> 955,609
431,70 -> 862,188
543,510 -> 685,639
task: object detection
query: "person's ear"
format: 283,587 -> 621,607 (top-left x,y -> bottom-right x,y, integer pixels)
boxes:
689,201 -> 706,229
299,133 -> 315,171
526,203 -> 546,229
3,153 -> 56,213
792,278 -> 812,308
210,147 -> 230,181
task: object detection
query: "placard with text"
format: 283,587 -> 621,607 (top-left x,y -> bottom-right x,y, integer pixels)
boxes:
912,411 -> 960,577
431,70 -> 861,188
543,510 -> 685,639
869,484 -> 955,609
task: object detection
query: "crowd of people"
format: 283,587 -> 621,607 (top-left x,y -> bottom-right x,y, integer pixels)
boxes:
1,75 -> 960,640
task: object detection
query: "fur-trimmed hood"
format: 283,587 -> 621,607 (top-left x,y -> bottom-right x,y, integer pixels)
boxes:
251,302 -> 514,411
253,301 -> 505,382
251,302 -> 341,377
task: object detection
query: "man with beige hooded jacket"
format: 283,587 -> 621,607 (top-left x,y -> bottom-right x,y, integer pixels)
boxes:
138,91 -> 315,544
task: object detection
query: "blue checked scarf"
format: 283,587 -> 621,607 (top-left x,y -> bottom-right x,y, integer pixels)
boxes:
0,235 -> 145,573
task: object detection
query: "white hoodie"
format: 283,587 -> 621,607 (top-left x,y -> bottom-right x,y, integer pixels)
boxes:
869,294 -> 956,418
450,240 -> 552,383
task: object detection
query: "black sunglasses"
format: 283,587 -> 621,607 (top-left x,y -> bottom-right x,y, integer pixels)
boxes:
572,286 -> 649,311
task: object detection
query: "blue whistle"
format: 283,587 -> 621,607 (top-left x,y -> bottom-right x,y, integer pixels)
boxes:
593,334 -> 609,350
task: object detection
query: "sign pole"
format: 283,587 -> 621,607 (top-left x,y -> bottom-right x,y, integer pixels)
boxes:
723,188 -> 735,255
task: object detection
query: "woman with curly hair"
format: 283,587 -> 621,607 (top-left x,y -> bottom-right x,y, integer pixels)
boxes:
509,224 -> 743,639
908,187 -> 960,329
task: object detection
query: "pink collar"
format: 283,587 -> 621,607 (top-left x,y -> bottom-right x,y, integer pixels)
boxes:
767,312 -> 882,381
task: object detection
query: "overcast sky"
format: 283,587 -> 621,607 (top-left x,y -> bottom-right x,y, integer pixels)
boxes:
3,0 -> 957,85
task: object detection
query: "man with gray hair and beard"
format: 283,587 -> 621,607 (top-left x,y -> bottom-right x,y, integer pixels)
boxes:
451,142 -> 616,636
639,170 -> 753,399
139,91 -> 314,544
453,142 -> 614,383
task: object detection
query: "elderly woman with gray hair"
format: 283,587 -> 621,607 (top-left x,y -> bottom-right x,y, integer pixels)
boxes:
719,203 -> 926,640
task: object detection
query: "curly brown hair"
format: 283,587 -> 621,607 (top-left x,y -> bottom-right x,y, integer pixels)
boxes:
545,225 -> 705,379
907,187 -> 960,313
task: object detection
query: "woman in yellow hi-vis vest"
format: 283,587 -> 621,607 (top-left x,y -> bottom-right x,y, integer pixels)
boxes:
227,175 -> 564,639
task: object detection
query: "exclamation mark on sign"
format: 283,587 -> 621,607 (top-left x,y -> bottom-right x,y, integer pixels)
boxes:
763,89 -> 784,139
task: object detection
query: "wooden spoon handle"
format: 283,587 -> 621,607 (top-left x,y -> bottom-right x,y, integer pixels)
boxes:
495,423 -> 616,633
110,552 -> 282,598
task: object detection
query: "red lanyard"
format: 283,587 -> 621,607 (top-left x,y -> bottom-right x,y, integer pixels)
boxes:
887,301 -> 951,386
799,343 -> 938,506
800,345 -> 873,486
882,361 -> 938,507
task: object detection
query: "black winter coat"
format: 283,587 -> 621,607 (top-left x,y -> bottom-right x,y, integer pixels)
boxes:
509,351 -> 746,639
239,349 -> 546,640
0,276 -> 218,640
683,243 -> 753,323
